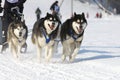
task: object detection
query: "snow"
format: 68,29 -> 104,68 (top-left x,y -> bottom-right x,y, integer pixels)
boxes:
0,0 -> 120,80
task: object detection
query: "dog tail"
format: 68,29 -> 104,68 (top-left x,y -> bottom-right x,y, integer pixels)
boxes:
35,7 -> 41,21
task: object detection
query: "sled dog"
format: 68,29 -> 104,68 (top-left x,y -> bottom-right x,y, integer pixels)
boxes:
60,12 -> 87,62
7,20 -> 28,58
32,12 -> 60,62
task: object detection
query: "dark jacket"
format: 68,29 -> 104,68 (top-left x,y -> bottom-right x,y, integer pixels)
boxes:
50,1 -> 59,11
17,0 -> 26,7
50,1 -> 60,15
17,0 -> 26,13
0,0 -> 1,4
0,0 -> 26,43
0,0 -> 3,12
0,0 -> 26,13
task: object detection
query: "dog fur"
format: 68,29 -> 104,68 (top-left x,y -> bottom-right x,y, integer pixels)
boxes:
60,12 -> 87,62
7,20 -> 28,58
32,12 -> 60,62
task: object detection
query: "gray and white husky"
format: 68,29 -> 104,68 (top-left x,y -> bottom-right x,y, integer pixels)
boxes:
32,11 -> 60,62
60,12 -> 87,62
7,20 -> 28,58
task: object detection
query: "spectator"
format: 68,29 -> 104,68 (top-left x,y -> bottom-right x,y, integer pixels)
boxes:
50,1 -> 61,24
50,1 -> 60,15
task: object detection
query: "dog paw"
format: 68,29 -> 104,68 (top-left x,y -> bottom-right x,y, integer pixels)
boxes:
46,57 -> 51,62
61,54 -> 66,62
69,56 -> 75,62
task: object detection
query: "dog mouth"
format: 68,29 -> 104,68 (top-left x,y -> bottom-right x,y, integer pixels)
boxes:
48,24 -> 55,30
77,27 -> 82,33
19,32 -> 22,37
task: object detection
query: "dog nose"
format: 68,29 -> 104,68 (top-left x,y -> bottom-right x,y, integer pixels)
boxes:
80,26 -> 83,29
19,32 -> 22,36
52,22 -> 55,25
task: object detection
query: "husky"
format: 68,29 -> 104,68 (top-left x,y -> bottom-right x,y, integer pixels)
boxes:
60,12 -> 87,62
1,6 -> 28,55
7,20 -> 28,58
32,12 -> 60,62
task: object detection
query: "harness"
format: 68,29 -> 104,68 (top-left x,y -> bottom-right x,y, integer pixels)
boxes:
40,27 -> 51,44
70,30 -> 79,40
68,29 -> 84,41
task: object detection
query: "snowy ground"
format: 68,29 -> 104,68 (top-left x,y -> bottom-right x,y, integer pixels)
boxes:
0,0 -> 120,80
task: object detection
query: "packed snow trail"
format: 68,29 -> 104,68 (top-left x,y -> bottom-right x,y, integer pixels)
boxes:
0,19 -> 120,80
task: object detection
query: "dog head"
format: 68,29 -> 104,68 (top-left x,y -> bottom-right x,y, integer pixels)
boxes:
44,13 -> 59,34
72,12 -> 87,34
11,21 -> 27,39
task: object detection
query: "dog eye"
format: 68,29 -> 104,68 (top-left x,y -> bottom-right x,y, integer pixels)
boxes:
54,20 -> 57,22
49,18 -> 53,21
54,18 -> 56,21
81,20 -> 83,23
77,19 -> 80,23
49,18 -> 52,21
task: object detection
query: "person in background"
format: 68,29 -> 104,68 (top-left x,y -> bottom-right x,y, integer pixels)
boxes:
0,0 -> 26,52
50,1 -> 60,15
50,0 -> 61,24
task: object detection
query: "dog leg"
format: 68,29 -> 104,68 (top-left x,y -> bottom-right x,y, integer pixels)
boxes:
9,42 -> 12,53
70,48 -> 79,62
53,41 -> 59,53
70,42 -> 81,62
12,46 -> 18,59
53,26 -> 61,53
61,54 -> 66,62
36,43 -> 42,62
61,47 -> 66,62
20,43 -> 27,53
9,42 -> 18,58
17,45 -> 21,57
69,43 -> 75,61
45,46 -> 49,61
46,46 -> 54,62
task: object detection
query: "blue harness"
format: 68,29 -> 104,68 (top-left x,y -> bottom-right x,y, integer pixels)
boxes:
69,30 -> 80,40
41,27 -> 51,43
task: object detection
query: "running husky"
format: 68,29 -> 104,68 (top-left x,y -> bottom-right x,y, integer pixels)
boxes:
60,12 -> 87,62
32,11 -> 60,62
7,20 -> 28,58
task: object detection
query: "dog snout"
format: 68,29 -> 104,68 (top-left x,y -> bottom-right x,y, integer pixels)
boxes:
19,32 -> 22,36
80,25 -> 83,29
52,22 -> 55,25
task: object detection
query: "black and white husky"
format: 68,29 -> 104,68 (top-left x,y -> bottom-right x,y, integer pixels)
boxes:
32,12 -> 60,62
60,13 -> 87,62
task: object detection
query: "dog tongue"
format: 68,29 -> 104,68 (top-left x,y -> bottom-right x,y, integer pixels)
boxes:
50,25 -> 54,30
77,27 -> 81,33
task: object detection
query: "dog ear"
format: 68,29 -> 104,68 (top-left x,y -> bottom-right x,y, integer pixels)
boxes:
82,12 -> 85,17
46,12 -> 50,16
74,12 -> 77,16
